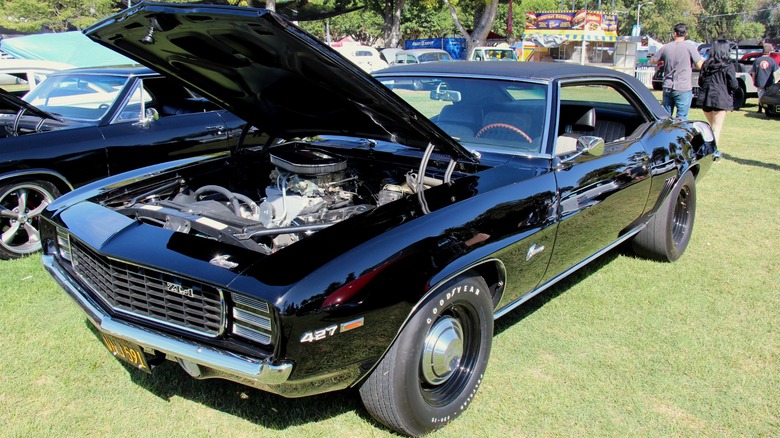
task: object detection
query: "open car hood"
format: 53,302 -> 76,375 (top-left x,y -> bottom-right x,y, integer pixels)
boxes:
0,87 -> 62,122
84,2 -> 476,162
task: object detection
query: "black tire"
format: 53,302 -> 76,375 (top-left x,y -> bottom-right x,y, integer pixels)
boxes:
632,171 -> 696,262
652,82 -> 663,91
359,274 -> 494,436
0,180 -> 60,259
732,86 -> 746,111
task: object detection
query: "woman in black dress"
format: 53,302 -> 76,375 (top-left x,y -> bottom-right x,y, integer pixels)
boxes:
696,40 -> 739,144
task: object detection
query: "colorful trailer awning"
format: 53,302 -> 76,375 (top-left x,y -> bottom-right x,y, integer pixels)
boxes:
524,10 -> 618,42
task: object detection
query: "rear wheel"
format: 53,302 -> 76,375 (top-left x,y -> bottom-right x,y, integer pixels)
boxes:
0,180 -> 60,259
632,171 -> 696,262
359,274 -> 493,436
732,86 -> 746,110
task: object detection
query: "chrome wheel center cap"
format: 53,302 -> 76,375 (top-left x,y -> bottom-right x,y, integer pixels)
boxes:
421,316 -> 464,385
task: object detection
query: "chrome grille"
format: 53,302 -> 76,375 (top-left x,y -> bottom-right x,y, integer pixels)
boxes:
70,240 -> 225,337
232,293 -> 273,345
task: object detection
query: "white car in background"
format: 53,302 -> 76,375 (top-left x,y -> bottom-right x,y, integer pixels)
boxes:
0,59 -> 74,96
468,46 -> 518,61
333,45 -> 388,72
394,48 -> 454,65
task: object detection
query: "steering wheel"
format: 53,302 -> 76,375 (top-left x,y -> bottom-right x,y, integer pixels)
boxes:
476,123 -> 532,143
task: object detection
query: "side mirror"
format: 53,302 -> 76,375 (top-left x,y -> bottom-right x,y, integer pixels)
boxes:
559,135 -> 605,162
577,135 -> 605,156
145,107 -> 160,122
134,107 -> 160,127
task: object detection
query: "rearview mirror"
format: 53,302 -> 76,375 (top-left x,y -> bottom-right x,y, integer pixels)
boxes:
429,89 -> 461,102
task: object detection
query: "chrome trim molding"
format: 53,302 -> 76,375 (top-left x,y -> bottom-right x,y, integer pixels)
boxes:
43,254 -> 292,386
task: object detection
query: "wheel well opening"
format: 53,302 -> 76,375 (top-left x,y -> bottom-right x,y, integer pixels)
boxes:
469,261 -> 505,310
1,174 -> 71,197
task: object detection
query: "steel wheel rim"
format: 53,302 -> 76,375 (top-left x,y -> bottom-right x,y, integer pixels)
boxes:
0,184 -> 54,254
419,303 -> 480,406
671,186 -> 690,245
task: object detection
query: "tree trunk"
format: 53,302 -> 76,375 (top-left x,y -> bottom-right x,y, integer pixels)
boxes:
443,0 -> 499,57
381,0 -> 405,47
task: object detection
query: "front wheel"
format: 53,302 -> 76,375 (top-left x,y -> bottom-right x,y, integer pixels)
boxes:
0,180 -> 60,259
632,171 -> 696,262
359,274 -> 494,436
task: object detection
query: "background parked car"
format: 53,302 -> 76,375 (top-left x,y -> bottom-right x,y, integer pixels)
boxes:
468,46 -> 518,61
0,59 -> 74,96
0,65 -> 253,259
332,45 -> 388,72
737,50 -> 780,72
393,48 -> 454,65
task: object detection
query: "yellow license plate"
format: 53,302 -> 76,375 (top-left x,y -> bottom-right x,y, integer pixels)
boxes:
100,333 -> 151,373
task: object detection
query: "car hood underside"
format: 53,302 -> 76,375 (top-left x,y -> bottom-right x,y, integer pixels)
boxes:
84,2 -> 474,162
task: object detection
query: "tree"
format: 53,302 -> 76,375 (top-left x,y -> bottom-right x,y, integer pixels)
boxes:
443,0 -> 501,55
400,1 -> 459,41
299,7 -> 385,45
365,0 -> 407,47
0,0 -> 118,33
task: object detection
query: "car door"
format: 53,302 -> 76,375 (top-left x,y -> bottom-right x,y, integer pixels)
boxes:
100,76 -> 234,176
542,80 -> 652,282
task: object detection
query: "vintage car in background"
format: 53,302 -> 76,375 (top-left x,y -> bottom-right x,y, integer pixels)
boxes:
394,48 -> 454,64
0,59 -> 74,96
0,65 -> 249,259
41,3 -> 719,436
332,45 -> 389,73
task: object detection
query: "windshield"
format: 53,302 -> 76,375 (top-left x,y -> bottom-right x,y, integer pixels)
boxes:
485,49 -> 518,60
24,73 -> 130,121
377,76 -> 548,154
418,52 -> 453,62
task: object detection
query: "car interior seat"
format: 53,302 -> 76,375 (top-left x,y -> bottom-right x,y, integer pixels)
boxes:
435,104 -> 483,138
556,105 -> 596,155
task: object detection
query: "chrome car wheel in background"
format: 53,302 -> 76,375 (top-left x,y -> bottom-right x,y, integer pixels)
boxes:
0,181 -> 59,259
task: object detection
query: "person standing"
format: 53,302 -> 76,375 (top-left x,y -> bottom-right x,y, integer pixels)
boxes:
652,23 -> 704,119
750,43 -> 778,113
696,40 -> 739,145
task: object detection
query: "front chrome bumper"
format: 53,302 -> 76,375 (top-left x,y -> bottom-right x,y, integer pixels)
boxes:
42,254 -> 293,388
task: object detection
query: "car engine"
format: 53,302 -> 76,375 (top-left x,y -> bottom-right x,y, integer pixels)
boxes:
125,147 -> 419,255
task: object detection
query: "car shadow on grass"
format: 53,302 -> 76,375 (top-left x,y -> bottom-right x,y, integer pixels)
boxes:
82,322 -> 369,431
493,247 -> 623,335
78,246 -> 625,433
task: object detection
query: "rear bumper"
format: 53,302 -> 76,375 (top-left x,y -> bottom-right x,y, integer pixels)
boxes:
42,254 -> 293,389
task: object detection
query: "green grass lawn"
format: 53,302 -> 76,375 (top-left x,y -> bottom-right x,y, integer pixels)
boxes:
1,97 -> 778,437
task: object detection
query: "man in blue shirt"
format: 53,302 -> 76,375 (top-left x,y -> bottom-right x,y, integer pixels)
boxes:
750,44 -> 779,113
652,23 -> 704,120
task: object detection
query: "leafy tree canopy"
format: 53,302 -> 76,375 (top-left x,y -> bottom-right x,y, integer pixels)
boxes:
0,0 -> 118,33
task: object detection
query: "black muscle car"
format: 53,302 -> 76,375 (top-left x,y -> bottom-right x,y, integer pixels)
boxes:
41,3 -> 719,436
0,65 -> 248,259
